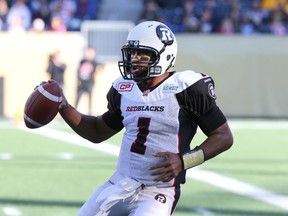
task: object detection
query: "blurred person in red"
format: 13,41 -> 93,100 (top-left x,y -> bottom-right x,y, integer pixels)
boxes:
48,15 -> 67,32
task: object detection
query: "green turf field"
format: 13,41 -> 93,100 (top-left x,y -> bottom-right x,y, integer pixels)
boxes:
0,119 -> 288,216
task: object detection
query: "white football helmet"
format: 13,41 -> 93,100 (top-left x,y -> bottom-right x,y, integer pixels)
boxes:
118,21 -> 177,81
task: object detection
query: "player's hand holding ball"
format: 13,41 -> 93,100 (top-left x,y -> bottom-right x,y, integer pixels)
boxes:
23,80 -> 63,129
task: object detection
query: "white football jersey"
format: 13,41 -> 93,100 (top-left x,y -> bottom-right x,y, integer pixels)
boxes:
103,70 -> 226,187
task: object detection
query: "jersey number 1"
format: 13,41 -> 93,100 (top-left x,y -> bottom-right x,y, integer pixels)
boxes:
130,117 -> 151,155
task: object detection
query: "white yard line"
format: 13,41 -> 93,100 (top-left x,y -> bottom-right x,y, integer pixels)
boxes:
229,119 -> 288,130
21,125 -> 288,211
2,207 -> 22,216
187,169 -> 288,211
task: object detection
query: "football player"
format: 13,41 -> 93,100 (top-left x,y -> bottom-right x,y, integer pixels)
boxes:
58,21 -> 233,216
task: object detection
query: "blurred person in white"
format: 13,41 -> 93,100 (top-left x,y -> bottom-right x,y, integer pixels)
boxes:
7,0 -> 31,31
31,17 -> 45,32
0,0 -> 9,31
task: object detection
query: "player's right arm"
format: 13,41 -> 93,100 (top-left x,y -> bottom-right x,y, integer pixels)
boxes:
58,87 -> 121,143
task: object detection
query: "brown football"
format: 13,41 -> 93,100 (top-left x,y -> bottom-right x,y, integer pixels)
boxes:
23,80 -> 62,129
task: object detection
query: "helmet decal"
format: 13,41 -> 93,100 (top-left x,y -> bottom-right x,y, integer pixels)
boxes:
208,83 -> 217,99
156,25 -> 174,46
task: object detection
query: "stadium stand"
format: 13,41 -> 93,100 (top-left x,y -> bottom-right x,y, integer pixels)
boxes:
0,0 -> 287,35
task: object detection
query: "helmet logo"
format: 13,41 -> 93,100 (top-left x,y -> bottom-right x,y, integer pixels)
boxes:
156,25 -> 174,45
208,83 -> 217,99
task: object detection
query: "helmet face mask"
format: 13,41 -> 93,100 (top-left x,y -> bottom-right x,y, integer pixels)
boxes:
118,21 -> 177,81
119,45 -> 160,81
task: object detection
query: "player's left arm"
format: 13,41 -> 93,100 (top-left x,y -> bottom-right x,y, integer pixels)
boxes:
198,120 -> 233,160
149,117 -> 233,182
150,75 -> 233,182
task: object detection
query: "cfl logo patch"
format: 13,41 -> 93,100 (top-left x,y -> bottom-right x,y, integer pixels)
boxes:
155,194 -> 166,204
118,82 -> 134,92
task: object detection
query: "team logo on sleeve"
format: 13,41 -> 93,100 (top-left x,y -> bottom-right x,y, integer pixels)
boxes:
118,82 -> 134,92
208,83 -> 217,99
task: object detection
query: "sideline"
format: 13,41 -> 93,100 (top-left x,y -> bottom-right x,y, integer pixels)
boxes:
19,125 -> 288,211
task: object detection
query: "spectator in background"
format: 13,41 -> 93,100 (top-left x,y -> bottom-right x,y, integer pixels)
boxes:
239,12 -> 256,35
28,0 -> 50,28
182,0 -> 200,32
261,0 -> 287,10
75,0 -> 98,20
72,0 -> 99,30
246,0 -> 271,33
0,0 -> 9,31
8,14 -> 26,33
268,2 -> 288,35
155,0 -> 185,32
270,15 -> 287,35
31,17 -> 45,32
219,17 -> 236,34
199,9 -> 213,33
230,0 -> 242,33
48,15 -> 67,32
7,0 -> 31,31
75,47 -> 98,115
47,50 -> 67,90
138,0 -> 163,24
284,0 -> 288,14
49,0 -> 77,31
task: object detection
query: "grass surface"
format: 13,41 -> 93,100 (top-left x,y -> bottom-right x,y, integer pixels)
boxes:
0,119 -> 287,216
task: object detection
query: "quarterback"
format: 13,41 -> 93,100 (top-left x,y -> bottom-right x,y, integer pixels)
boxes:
58,21 -> 233,216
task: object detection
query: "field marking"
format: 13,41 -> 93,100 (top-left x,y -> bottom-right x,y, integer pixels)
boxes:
188,169 -> 288,211
0,153 -> 13,160
2,207 -> 22,216
228,119 -> 288,130
20,126 -> 288,211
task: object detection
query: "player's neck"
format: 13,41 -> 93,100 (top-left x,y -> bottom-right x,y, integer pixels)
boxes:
141,71 -> 170,89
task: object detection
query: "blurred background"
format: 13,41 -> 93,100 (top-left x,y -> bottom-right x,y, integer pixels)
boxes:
0,1 -> 288,216
0,0 -> 288,120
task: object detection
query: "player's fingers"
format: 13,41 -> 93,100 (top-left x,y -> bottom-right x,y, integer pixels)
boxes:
58,98 -> 67,110
149,161 -> 169,170
150,166 -> 173,176
154,173 -> 174,182
153,152 -> 170,158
